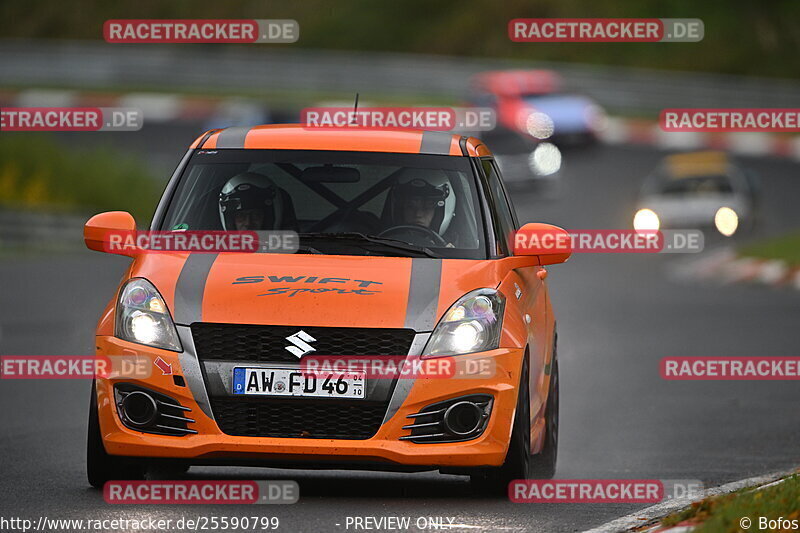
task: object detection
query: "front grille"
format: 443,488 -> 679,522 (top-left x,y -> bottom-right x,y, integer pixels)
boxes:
211,398 -> 386,439
191,323 -> 416,363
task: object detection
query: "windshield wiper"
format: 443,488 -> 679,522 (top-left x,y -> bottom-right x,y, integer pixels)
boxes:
254,238 -> 322,255
294,244 -> 324,254
298,232 -> 438,258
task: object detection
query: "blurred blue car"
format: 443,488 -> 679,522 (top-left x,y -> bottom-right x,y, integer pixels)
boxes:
471,69 -> 606,146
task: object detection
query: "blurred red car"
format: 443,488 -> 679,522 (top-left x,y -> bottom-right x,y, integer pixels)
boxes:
471,69 -> 606,146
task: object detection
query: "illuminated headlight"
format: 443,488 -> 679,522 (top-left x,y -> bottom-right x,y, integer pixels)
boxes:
634,208 -> 660,232
423,289 -> 505,357
115,278 -> 182,351
714,207 -> 738,236
526,112 -> 554,139
528,143 -> 562,176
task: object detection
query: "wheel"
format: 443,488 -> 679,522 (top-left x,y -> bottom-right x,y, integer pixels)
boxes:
87,381 -> 145,488
471,338 -> 560,495
470,356 -> 533,495
530,354 -> 558,479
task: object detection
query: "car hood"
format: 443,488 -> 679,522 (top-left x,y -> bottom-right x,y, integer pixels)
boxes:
130,253 -> 510,331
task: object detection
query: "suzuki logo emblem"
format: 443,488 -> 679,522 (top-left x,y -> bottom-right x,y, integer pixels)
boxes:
285,330 -> 317,358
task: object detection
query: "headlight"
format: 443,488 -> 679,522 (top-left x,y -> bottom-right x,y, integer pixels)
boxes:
526,112 -> 554,139
423,289 -> 505,358
528,143 -> 562,176
115,278 -> 182,351
634,208 -> 660,231
714,206 -> 738,236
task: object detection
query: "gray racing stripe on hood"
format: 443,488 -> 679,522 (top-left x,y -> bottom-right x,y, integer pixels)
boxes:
403,258 -> 442,332
419,131 -> 453,155
384,260 -> 442,425
174,253 -> 218,325
215,126 -> 251,148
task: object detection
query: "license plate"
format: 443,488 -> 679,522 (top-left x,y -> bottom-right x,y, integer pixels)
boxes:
232,367 -> 366,399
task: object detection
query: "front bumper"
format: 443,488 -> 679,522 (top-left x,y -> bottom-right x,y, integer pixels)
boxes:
95,334 -> 524,469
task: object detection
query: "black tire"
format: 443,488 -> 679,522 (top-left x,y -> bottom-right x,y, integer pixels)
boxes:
471,338 -> 560,494
87,381 -> 145,488
470,356 -> 532,495
530,354 -> 558,479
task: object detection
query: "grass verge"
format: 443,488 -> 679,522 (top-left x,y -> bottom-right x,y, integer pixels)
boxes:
660,474 -> 800,532
0,133 -> 159,221
739,232 -> 800,266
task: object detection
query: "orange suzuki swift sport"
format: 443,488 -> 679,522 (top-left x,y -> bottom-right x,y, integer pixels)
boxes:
85,124 -> 570,494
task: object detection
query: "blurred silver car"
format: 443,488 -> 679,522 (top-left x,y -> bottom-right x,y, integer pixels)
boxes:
633,151 -> 759,237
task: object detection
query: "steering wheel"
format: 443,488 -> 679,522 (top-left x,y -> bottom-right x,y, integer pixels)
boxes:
378,225 -> 448,247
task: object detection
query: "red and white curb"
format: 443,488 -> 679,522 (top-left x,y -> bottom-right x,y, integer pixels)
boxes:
669,247 -> 800,290
598,116 -> 800,161
581,470 -> 791,533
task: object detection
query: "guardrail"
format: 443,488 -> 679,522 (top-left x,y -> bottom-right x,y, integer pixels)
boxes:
2,40 -> 800,115
0,208 -> 86,251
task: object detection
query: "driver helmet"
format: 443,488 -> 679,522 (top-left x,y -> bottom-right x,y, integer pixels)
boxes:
218,172 -> 283,230
387,168 -> 455,234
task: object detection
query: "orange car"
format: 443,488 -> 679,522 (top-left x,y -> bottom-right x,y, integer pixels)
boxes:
85,125 -> 570,493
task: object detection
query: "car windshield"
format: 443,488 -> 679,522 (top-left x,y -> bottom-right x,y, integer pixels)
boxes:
160,149 -> 487,259
521,92 -> 582,104
652,174 -> 735,195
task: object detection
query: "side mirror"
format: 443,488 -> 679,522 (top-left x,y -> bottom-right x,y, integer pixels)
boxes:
84,211 -> 137,255
513,222 -> 572,265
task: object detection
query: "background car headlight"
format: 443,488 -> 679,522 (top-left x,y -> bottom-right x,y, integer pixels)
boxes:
714,206 -> 739,236
634,208 -> 660,231
528,142 -> 562,176
115,278 -> 182,351
423,289 -> 505,357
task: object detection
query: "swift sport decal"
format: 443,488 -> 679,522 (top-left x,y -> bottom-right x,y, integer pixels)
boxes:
259,287 -> 381,297
232,275 -> 382,286
233,274 -> 384,297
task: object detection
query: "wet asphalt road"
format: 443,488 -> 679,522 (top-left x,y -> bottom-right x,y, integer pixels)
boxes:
1,136 -> 799,532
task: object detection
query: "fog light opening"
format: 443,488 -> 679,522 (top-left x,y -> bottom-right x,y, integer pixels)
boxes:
443,401 -> 484,436
120,391 -> 159,427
